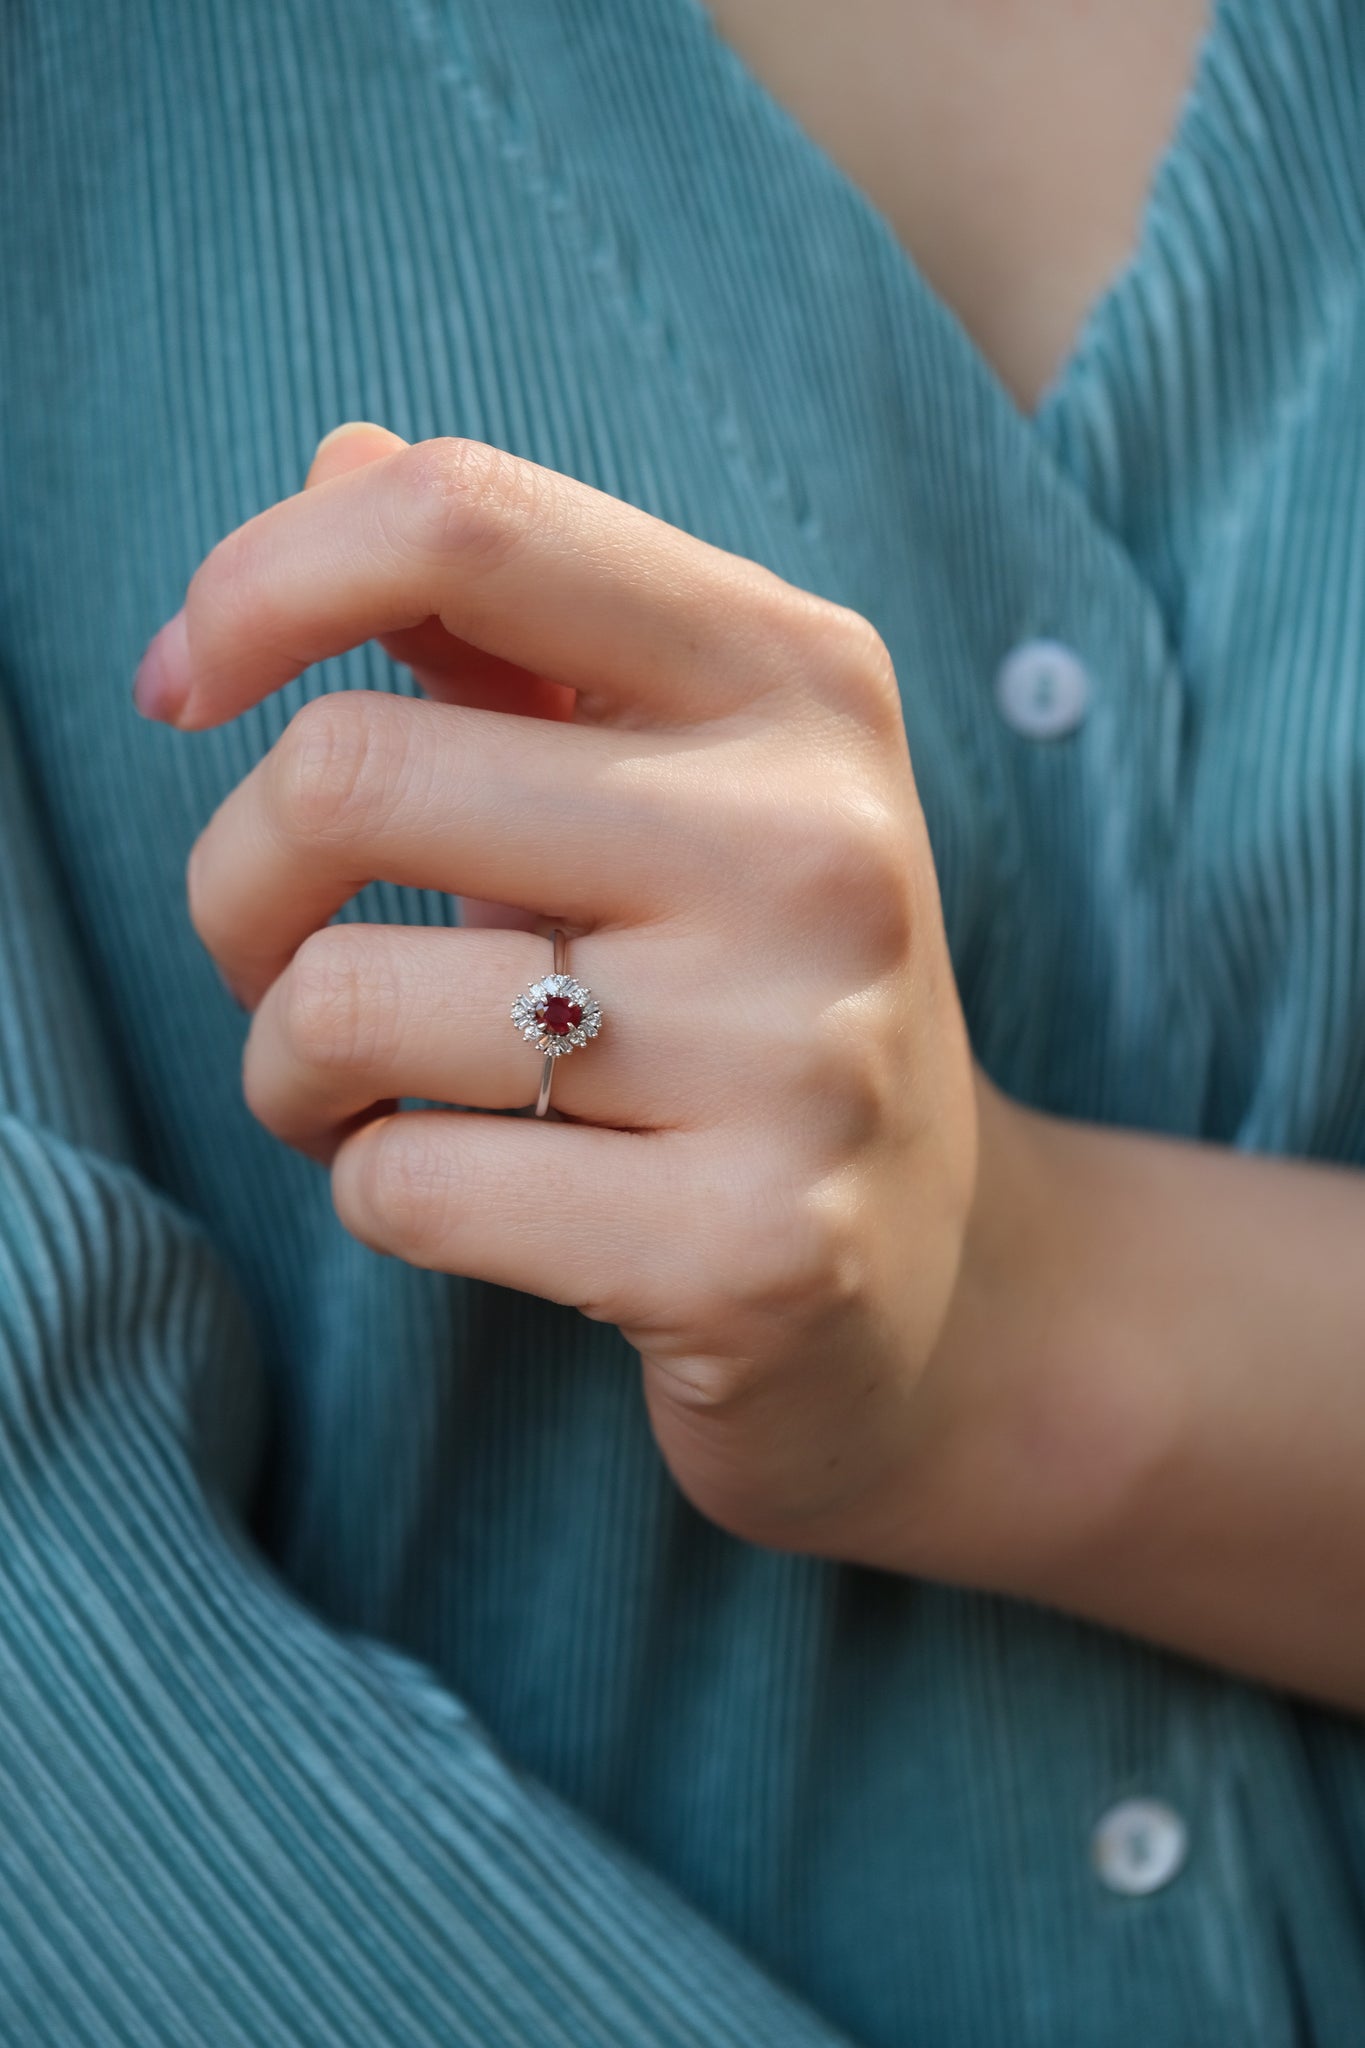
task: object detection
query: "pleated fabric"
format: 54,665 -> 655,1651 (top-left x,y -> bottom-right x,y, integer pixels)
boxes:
1,0 -> 1364,2042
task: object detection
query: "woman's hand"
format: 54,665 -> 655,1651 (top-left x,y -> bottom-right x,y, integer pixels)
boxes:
136,424 -> 982,1557
137,424 -> 1365,1709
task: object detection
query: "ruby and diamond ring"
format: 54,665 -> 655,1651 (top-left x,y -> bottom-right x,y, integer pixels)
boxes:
509,929 -> 603,1116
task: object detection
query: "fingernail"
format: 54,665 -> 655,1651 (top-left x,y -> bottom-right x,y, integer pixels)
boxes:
132,608 -> 191,724
312,419 -> 376,462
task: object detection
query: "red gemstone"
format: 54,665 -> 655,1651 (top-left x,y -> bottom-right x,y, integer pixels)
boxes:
538,995 -> 583,1035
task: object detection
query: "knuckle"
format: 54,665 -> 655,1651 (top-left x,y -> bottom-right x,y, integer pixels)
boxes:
280,926 -> 394,1074
761,794 -> 917,961
732,1166 -> 869,1322
787,1001 -> 902,1150
184,831 -> 214,945
350,1117 -> 451,1251
392,435 -> 543,574
804,601 -> 903,729
723,1163 -> 865,1321
832,802 -> 919,957
729,567 -> 817,671
648,1347 -> 759,1419
269,690 -> 395,843
238,1021 -> 279,1133
649,1172 -> 869,1422
185,822 -> 245,968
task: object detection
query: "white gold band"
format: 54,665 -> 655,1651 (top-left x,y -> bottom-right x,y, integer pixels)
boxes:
507,928 -> 603,1117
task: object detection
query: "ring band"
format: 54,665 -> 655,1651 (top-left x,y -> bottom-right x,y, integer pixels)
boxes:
508,928 -> 604,1117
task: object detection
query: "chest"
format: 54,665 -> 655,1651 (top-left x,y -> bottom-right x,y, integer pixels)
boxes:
2,0 -> 1361,1169
697,0 -> 1209,407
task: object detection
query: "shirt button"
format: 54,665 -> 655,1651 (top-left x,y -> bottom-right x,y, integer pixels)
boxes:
995,639 -> 1090,738
1091,1798 -> 1189,1896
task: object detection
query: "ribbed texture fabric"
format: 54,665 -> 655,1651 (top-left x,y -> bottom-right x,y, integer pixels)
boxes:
1,0 -> 1363,2041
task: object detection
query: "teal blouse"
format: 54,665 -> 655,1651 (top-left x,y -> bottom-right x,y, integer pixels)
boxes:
2,1 -> 1364,2041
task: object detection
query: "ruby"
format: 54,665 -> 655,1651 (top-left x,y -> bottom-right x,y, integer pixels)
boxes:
538,995 -> 583,1035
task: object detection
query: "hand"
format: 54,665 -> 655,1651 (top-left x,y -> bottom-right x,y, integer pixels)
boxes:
137,423 -> 982,1557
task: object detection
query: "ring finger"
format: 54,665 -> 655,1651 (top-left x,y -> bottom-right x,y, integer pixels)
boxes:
242,921 -> 689,1161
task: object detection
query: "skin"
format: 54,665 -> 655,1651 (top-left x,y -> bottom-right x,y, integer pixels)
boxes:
140,425 -> 980,1551
134,425 -> 1365,1719
130,3 -> 1365,1715
701,0 -> 1212,409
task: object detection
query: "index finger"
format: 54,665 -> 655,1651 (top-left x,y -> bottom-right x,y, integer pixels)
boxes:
133,437 -> 801,731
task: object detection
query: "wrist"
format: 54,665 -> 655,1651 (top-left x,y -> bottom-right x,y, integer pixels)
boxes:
880,1065 -> 1054,1560
849,1065 -> 1141,1586
820,1064 -> 1040,1572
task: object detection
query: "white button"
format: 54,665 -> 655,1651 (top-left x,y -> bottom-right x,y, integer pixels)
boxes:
1091,1798 -> 1189,1896
995,639 -> 1090,738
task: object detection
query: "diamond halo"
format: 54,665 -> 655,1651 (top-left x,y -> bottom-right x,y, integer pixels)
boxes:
509,971 -> 603,1058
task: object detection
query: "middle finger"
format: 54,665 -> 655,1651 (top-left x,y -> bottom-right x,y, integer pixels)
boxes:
189,689 -> 697,1007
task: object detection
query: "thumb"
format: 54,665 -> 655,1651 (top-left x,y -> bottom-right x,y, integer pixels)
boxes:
304,418 -> 408,490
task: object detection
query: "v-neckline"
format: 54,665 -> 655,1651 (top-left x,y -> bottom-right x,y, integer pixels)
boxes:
677,0 -> 1234,447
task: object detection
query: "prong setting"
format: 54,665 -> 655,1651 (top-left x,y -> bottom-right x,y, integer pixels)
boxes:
510,972 -> 603,1058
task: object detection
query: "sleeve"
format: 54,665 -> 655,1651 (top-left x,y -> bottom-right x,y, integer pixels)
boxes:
0,698 -> 859,2047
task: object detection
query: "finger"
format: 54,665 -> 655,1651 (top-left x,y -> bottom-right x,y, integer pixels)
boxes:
330,1106 -> 678,1318
134,434 -> 805,731
303,423 -> 574,721
242,923 -> 681,1162
302,422 -> 561,937
187,690 -> 688,1005
304,419 -> 409,487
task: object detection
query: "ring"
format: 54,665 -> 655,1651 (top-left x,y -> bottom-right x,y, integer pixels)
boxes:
509,929 -> 603,1117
